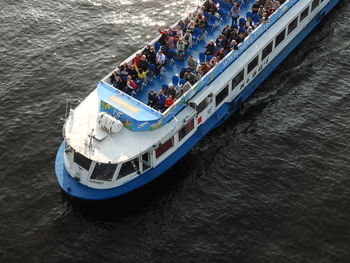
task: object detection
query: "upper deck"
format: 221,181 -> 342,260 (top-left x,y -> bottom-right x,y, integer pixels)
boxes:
97,0 -> 298,131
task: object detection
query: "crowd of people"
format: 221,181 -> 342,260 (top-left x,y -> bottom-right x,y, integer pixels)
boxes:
110,0 -> 284,112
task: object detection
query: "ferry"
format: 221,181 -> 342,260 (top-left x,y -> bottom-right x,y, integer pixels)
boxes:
55,0 -> 341,200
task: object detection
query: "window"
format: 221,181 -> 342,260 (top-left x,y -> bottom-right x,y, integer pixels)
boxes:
90,163 -> 117,181
196,95 -> 212,114
288,17 -> 298,35
142,152 -> 151,171
232,70 -> 244,90
311,0 -> 319,11
178,118 -> 195,141
275,29 -> 286,47
118,158 -> 139,179
262,42 -> 273,60
74,151 -> 92,171
248,56 -> 259,73
216,85 -> 229,107
155,138 -> 173,158
300,6 -> 309,22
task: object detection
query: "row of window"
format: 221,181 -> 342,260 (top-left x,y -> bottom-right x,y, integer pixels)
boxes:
226,0 -> 324,103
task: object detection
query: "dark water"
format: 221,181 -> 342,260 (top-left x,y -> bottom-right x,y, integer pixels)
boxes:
1,0 -> 350,262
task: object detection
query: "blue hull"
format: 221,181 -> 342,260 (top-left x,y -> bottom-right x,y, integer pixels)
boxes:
55,0 -> 341,200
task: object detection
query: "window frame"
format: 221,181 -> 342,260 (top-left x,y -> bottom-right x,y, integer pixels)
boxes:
117,158 -> 140,179
248,56 -> 259,74
262,41 -> 273,61
275,29 -> 286,48
311,0 -> 320,12
155,137 -> 174,159
231,69 -> 245,90
178,118 -> 195,142
288,17 -> 298,35
215,85 -> 229,107
300,6 -> 310,22
90,162 -> 117,182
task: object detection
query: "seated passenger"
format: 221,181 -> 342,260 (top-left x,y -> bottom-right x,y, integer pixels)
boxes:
156,50 -> 166,75
196,14 -> 207,29
221,25 -> 231,38
154,89 -> 166,111
175,87 -> 184,99
216,48 -> 226,61
183,81 -> 192,92
142,44 -> 151,57
129,64 -> 138,79
147,90 -> 158,107
164,95 -> 175,110
216,35 -> 227,49
166,84 -> 177,98
126,75 -> 137,93
272,1 -> 281,11
166,36 -> 176,49
114,75 -> 125,91
139,55 -> 149,72
200,61 -> 211,75
132,53 -> 141,67
227,39 -> 238,51
251,0 -> 260,14
208,2 -> 217,15
183,30 -> 193,49
187,54 -> 198,71
147,47 -> 156,65
209,56 -> 218,67
134,63 -> 149,83
158,26 -> 170,46
118,63 -> 130,79
186,20 -> 196,33
184,70 -> 195,84
204,40 -> 216,56
176,38 -> 186,58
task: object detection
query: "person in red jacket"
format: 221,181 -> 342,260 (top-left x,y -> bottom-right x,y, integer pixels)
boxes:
126,75 -> 137,94
132,53 -> 141,67
164,95 -> 175,111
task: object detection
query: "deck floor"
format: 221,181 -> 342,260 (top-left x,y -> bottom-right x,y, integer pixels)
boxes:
134,0 -> 255,104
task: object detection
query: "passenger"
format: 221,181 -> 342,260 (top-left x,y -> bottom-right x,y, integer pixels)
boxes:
182,81 -> 192,92
156,50 -> 166,75
227,39 -> 238,51
118,62 -> 130,78
209,56 -> 218,67
148,46 -> 157,65
158,26 -> 170,46
187,54 -> 198,71
230,2 -> 240,26
114,75 -> 125,91
200,61 -> 211,75
264,0 -> 273,10
183,30 -> 193,49
186,20 -> 196,33
166,36 -> 176,49
132,53 -> 141,67
216,48 -> 226,61
204,40 -> 216,56
166,84 -> 177,98
175,86 -> 184,99
208,2 -> 218,15
164,95 -> 175,110
216,34 -> 227,49
252,0 -> 260,14
139,55 -> 149,72
221,25 -> 231,38
134,63 -> 149,83
247,26 -> 254,35
154,89 -> 166,111
129,64 -> 138,79
126,75 -> 137,93
184,70 -> 195,84
142,44 -> 151,57
258,5 -> 266,16
147,90 -> 158,107
194,72 -> 202,83
177,19 -> 187,31
196,14 -> 207,29
272,1 -> 281,10
203,0 -> 212,12
176,38 -> 186,58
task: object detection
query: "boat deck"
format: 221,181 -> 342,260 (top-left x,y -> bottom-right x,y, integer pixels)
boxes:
131,0 -> 256,105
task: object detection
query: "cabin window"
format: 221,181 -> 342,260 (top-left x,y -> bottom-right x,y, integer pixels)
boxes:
275,29 -> 286,48
288,17 -> 298,35
90,163 -> 117,181
300,6 -> 309,22
248,56 -> 259,73
142,152 -> 151,171
118,158 -> 139,179
196,96 -> 211,114
73,151 -> 92,171
178,118 -> 195,142
262,41 -> 273,61
311,0 -> 319,11
155,138 -> 174,158
216,85 -> 229,107
232,70 -> 244,90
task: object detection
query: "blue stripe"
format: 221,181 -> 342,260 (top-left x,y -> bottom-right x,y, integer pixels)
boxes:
55,0 -> 341,200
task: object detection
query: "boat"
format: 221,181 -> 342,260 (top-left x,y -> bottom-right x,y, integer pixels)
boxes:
55,0 -> 342,200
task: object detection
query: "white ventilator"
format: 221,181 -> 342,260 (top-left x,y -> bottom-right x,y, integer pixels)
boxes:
97,112 -> 123,134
